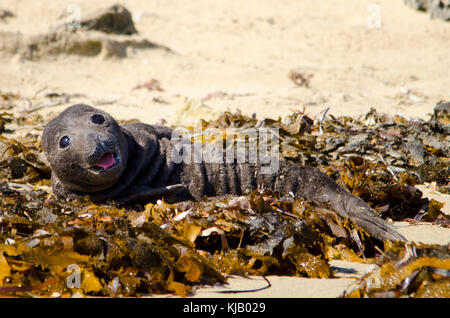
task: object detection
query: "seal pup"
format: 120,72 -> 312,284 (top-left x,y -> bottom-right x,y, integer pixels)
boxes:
42,104 -> 406,242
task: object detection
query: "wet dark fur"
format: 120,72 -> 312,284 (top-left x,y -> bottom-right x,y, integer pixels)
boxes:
42,104 -> 406,242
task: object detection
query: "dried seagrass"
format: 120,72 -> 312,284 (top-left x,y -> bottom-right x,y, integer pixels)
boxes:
0,103 -> 448,297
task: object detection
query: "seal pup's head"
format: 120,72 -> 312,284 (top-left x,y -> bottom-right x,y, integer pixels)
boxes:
42,104 -> 129,193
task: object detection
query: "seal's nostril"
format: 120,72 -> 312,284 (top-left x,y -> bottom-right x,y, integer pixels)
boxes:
91,114 -> 105,125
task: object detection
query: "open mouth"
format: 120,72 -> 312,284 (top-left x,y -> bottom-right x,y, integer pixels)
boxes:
89,151 -> 119,173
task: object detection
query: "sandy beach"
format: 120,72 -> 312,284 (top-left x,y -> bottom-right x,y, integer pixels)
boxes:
0,0 -> 449,298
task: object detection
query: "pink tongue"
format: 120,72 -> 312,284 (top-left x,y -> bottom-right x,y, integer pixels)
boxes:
96,152 -> 116,170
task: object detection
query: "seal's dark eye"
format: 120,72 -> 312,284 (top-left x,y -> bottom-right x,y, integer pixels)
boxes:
91,114 -> 105,125
59,136 -> 71,149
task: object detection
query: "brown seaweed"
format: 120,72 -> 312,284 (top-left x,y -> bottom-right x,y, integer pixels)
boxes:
0,103 -> 448,297
343,241 -> 450,298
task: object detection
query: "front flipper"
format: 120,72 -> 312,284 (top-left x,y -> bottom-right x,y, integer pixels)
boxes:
116,184 -> 187,203
51,174 -> 83,201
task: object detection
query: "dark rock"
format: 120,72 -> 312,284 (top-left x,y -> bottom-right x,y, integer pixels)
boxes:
404,0 -> 450,21
404,0 -> 432,11
80,4 -> 138,35
429,0 -> 450,20
0,9 -> 14,20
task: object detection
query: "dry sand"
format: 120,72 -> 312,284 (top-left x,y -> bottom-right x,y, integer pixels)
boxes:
0,0 -> 449,298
